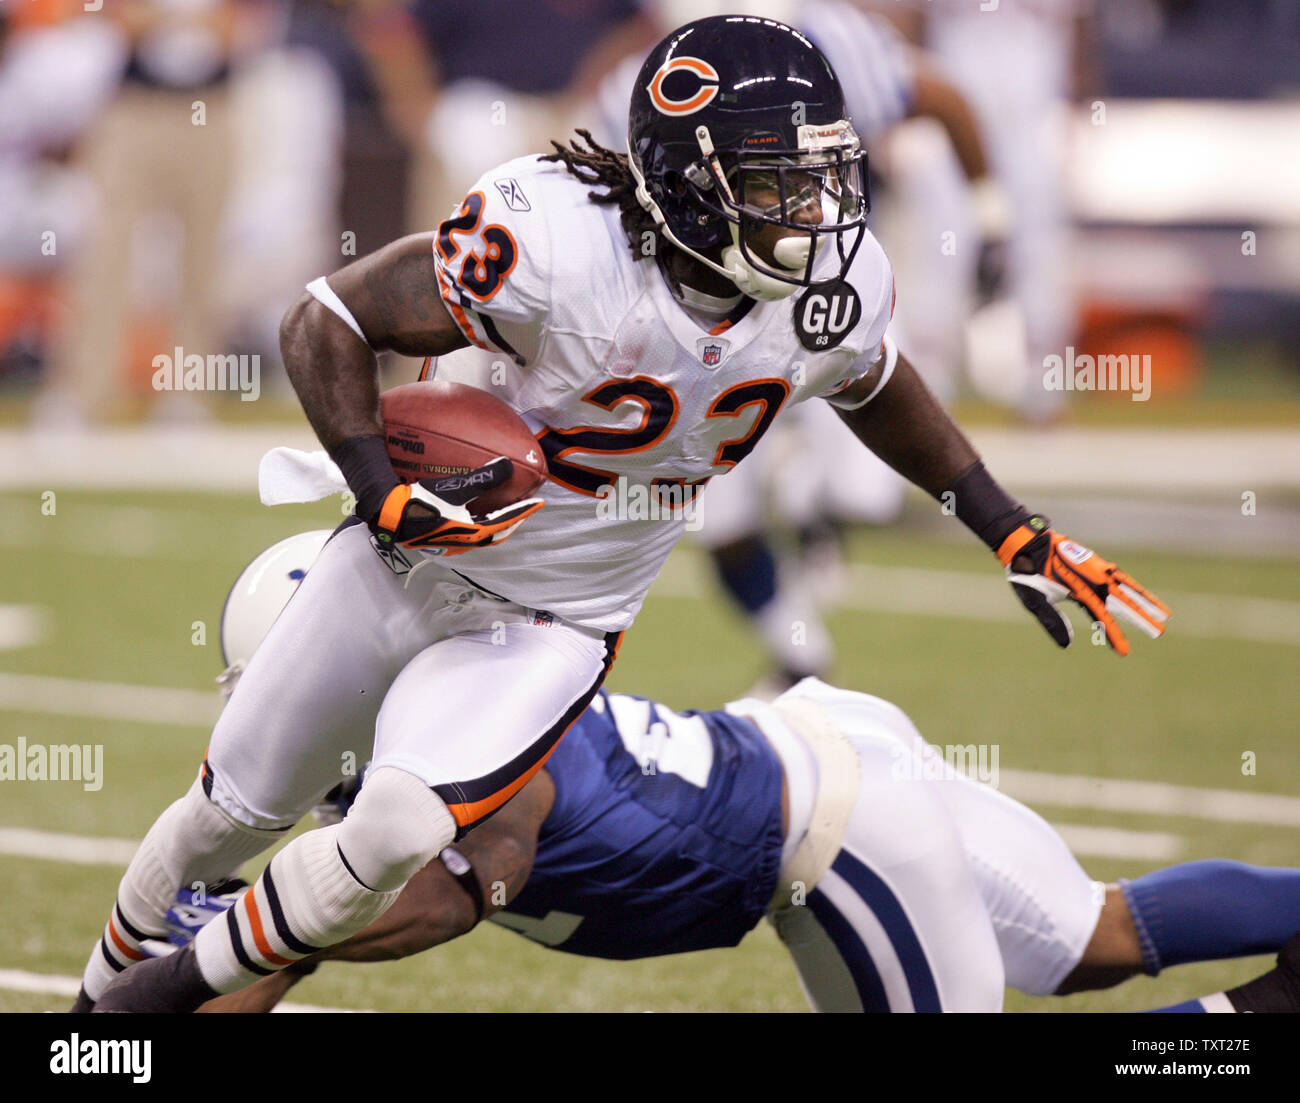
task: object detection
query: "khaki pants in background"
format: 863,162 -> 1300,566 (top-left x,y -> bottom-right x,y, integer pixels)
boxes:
48,84 -> 234,421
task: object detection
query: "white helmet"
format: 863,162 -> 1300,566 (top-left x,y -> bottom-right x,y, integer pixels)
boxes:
218,529 -> 332,693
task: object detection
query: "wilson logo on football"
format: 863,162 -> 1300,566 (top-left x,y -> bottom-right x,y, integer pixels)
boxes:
647,56 -> 720,116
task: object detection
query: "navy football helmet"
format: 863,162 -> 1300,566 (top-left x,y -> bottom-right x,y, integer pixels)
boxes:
628,14 -> 869,300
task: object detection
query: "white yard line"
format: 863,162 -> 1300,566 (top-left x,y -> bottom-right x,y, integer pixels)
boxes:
842,564 -> 1300,648
0,968 -> 358,1013
1051,824 -> 1184,862
648,557 -> 1300,646
999,769 -> 1300,829
0,606 -> 47,651
2,673 -> 1297,830
0,818 -> 1192,869
0,673 -> 220,726
0,828 -> 137,866
2,425 -> 1297,492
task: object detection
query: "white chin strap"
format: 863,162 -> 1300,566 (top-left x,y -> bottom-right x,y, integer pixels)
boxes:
721,227 -> 810,301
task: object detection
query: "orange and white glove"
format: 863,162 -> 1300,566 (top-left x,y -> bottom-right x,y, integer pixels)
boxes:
996,515 -> 1170,656
372,457 -> 543,558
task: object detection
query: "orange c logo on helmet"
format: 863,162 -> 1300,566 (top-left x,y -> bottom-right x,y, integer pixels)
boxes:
647,56 -> 720,116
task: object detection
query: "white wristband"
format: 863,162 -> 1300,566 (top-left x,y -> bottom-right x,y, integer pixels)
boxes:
826,333 -> 898,411
306,276 -> 369,346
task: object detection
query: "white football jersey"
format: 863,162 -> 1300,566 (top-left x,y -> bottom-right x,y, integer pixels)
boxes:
427,155 -> 894,630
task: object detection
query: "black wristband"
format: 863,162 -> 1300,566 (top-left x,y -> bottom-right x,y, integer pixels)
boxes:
329,434 -> 398,523
944,461 -> 1031,551
439,846 -> 485,925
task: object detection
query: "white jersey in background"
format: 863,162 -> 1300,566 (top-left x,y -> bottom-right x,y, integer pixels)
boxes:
426,155 -> 894,630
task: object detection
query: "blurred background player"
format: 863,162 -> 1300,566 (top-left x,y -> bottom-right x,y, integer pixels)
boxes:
40,0 -> 271,426
405,0 -> 658,234
0,3 -> 125,392
590,0 -> 1015,693
123,533 -> 1300,1014
870,0 -> 1086,421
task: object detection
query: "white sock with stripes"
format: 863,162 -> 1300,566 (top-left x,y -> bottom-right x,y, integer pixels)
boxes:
192,824 -> 398,993
81,775 -> 285,1001
193,770 -> 455,993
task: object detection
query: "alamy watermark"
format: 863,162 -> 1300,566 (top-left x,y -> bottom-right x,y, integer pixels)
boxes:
595,476 -> 704,532
50,1035 -> 150,1083
891,742 -> 999,789
152,347 -> 260,402
1042,347 -> 1151,402
0,738 -> 103,791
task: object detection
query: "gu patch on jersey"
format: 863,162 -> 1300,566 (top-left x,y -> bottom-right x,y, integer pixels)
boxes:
794,279 -> 861,353
494,178 -> 531,212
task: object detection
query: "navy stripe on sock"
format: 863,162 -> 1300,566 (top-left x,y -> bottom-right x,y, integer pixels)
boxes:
111,900 -> 150,941
261,866 -> 321,956
336,843 -> 376,892
223,905 -> 273,977
99,937 -> 126,973
112,903 -> 150,944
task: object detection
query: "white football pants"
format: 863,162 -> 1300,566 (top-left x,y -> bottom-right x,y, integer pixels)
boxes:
762,680 -> 1103,1010
204,521 -> 621,835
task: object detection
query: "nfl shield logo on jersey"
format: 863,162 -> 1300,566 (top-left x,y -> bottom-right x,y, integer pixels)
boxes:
698,339 -> 727,368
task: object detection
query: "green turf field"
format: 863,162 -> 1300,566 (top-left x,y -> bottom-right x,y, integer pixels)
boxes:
0,487 -> 1296,1012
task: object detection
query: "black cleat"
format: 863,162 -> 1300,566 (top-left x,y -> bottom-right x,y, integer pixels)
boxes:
68,985 -> 95,1014
92,944 -> 219,1014
1226,930 -> 1300,1013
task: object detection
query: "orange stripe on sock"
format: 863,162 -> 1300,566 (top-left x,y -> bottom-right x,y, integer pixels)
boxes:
243,889 -> 294,968
107,916 -> 147,962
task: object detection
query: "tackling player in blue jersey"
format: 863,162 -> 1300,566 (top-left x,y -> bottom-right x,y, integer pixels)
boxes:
135,533 -> 1300,1014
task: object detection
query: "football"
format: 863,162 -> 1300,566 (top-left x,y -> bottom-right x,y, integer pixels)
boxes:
381,380 -> 547,513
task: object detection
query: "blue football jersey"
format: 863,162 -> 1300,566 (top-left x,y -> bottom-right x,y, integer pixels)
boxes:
492,691 -> 785,958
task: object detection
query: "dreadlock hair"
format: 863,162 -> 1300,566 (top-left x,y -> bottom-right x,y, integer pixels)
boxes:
541,129 -> 661,260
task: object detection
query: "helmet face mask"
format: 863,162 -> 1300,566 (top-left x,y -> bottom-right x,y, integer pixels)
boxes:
697,130 -> 869,294
628,16 -> 870,300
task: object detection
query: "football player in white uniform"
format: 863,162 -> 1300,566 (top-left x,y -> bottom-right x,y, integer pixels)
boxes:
81,16 -> 1168,1013
590,0 -> 1017,693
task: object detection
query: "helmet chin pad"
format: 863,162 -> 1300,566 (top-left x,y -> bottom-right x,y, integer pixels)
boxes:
773,236 -> 812,269
721,225 -> 808,301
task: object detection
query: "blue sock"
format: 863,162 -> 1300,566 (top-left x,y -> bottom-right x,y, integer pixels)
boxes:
1146,998 -> 1208,1013
710,537 -> 778,615
1121,860 -> 1300,974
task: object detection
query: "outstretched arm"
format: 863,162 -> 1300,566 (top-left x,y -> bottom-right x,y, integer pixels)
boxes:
832,349 -> 981,500
197,772 -> 554,1012
832,349 -> 1169,654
